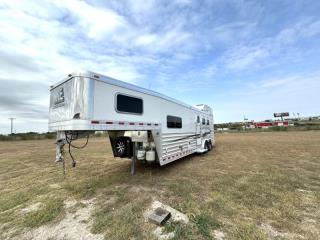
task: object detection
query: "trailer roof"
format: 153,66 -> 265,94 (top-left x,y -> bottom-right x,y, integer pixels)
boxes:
51,70 -> 212,115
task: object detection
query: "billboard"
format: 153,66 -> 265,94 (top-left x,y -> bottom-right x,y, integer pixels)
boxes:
273,112 -> 289,118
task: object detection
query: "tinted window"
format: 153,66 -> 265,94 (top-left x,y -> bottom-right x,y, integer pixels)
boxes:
167,115 -> 182,128
116,94 -> 143,114
207,119 -> 210,125
197,116 -> 200,123
202,118 -> 206,125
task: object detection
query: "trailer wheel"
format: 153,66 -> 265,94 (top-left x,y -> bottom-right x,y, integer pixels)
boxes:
208,141 -> 212,151
204,141 -> 209,152
114,137 -> 132,158
116,140 -> 126,155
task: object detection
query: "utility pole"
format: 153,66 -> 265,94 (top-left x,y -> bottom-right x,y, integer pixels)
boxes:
243,115 -> 248,130
8,118 -> 15,135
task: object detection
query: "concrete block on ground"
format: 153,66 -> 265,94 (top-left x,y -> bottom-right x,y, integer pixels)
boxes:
148,207 -> 171,226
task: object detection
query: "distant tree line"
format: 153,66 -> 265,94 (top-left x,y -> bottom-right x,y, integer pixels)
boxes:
214,120 -> 320,132
0,131 -> 108,141
0,132 -> 56,141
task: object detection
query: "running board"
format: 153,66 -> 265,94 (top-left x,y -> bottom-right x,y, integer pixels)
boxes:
196,148 -> 208,153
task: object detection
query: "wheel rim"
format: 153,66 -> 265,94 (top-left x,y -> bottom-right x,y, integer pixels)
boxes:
116,141 -> 125,154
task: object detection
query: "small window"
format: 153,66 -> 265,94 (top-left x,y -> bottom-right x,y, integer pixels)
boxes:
207,119 -> 210,125
116,94 -> 143,114
202,118 -> 206,125
167,115 -> 182,128
197,116 -> 200,123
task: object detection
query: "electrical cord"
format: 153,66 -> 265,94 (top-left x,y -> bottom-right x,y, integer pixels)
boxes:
64,131 -> 89,167
65,131 -> 89,148
68,143 -> 76,167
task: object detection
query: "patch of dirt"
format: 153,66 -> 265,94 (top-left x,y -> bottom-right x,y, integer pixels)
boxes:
153,226 -> 175,240
297,188 -> 320,237
21,202 -> 42,213
129,185 -> 152,193
19,198 -> 103,240
144,200 -> 189,224
64,199 -> 77,209
212,230 -> 225,240
261,223 -> 287,239
261,223 -> 307,240
49,183 -> 61,189
296,188 -> 312,193
145,200 -> 189,240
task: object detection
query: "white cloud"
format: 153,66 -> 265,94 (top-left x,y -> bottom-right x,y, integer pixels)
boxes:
0,0 -> 319,132
135,34 -> 157,46
222,18 -> 320,71
52,0 -> 129,40
136,30 -> 192,54
277,19 -> 320,43
214,72 -> 320,122
224,46 -> 269,70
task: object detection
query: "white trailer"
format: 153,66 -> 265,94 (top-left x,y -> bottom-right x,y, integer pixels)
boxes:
49,71 -> 214,173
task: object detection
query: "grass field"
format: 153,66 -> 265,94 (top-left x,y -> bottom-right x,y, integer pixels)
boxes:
0,131 -> 319,240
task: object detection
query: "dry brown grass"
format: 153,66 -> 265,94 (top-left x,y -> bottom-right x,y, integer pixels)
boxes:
0,131 -> 319,239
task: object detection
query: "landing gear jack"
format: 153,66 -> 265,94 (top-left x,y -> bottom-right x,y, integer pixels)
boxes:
131,156 -> 136,175
130,142 -> 137,175
55,132 -> 66,163
55,131 -> 66,176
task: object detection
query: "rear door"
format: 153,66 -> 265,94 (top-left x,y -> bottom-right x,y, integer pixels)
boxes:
195,115 -> 201,146
200,116 -> 206,144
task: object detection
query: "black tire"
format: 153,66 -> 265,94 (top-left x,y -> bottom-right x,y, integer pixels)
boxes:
208,141 -> 212,151
204,141 -> 209,152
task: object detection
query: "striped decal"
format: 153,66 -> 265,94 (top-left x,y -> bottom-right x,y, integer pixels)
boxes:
90,120 -> 160,126
162,149 -> 194,161
162,132 -> 196,162
161,130 -> 213,163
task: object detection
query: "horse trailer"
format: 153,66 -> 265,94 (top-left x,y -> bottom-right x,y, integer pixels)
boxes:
49,71 -> 214,174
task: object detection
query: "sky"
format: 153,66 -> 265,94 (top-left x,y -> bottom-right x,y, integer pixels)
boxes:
0,0 -> 320,134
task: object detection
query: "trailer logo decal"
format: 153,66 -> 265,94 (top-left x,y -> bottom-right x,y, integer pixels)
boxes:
54,88 -> 65,106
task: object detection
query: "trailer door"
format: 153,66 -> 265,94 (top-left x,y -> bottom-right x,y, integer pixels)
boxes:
200,116 -> 207,146
196,115 -> 201,146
